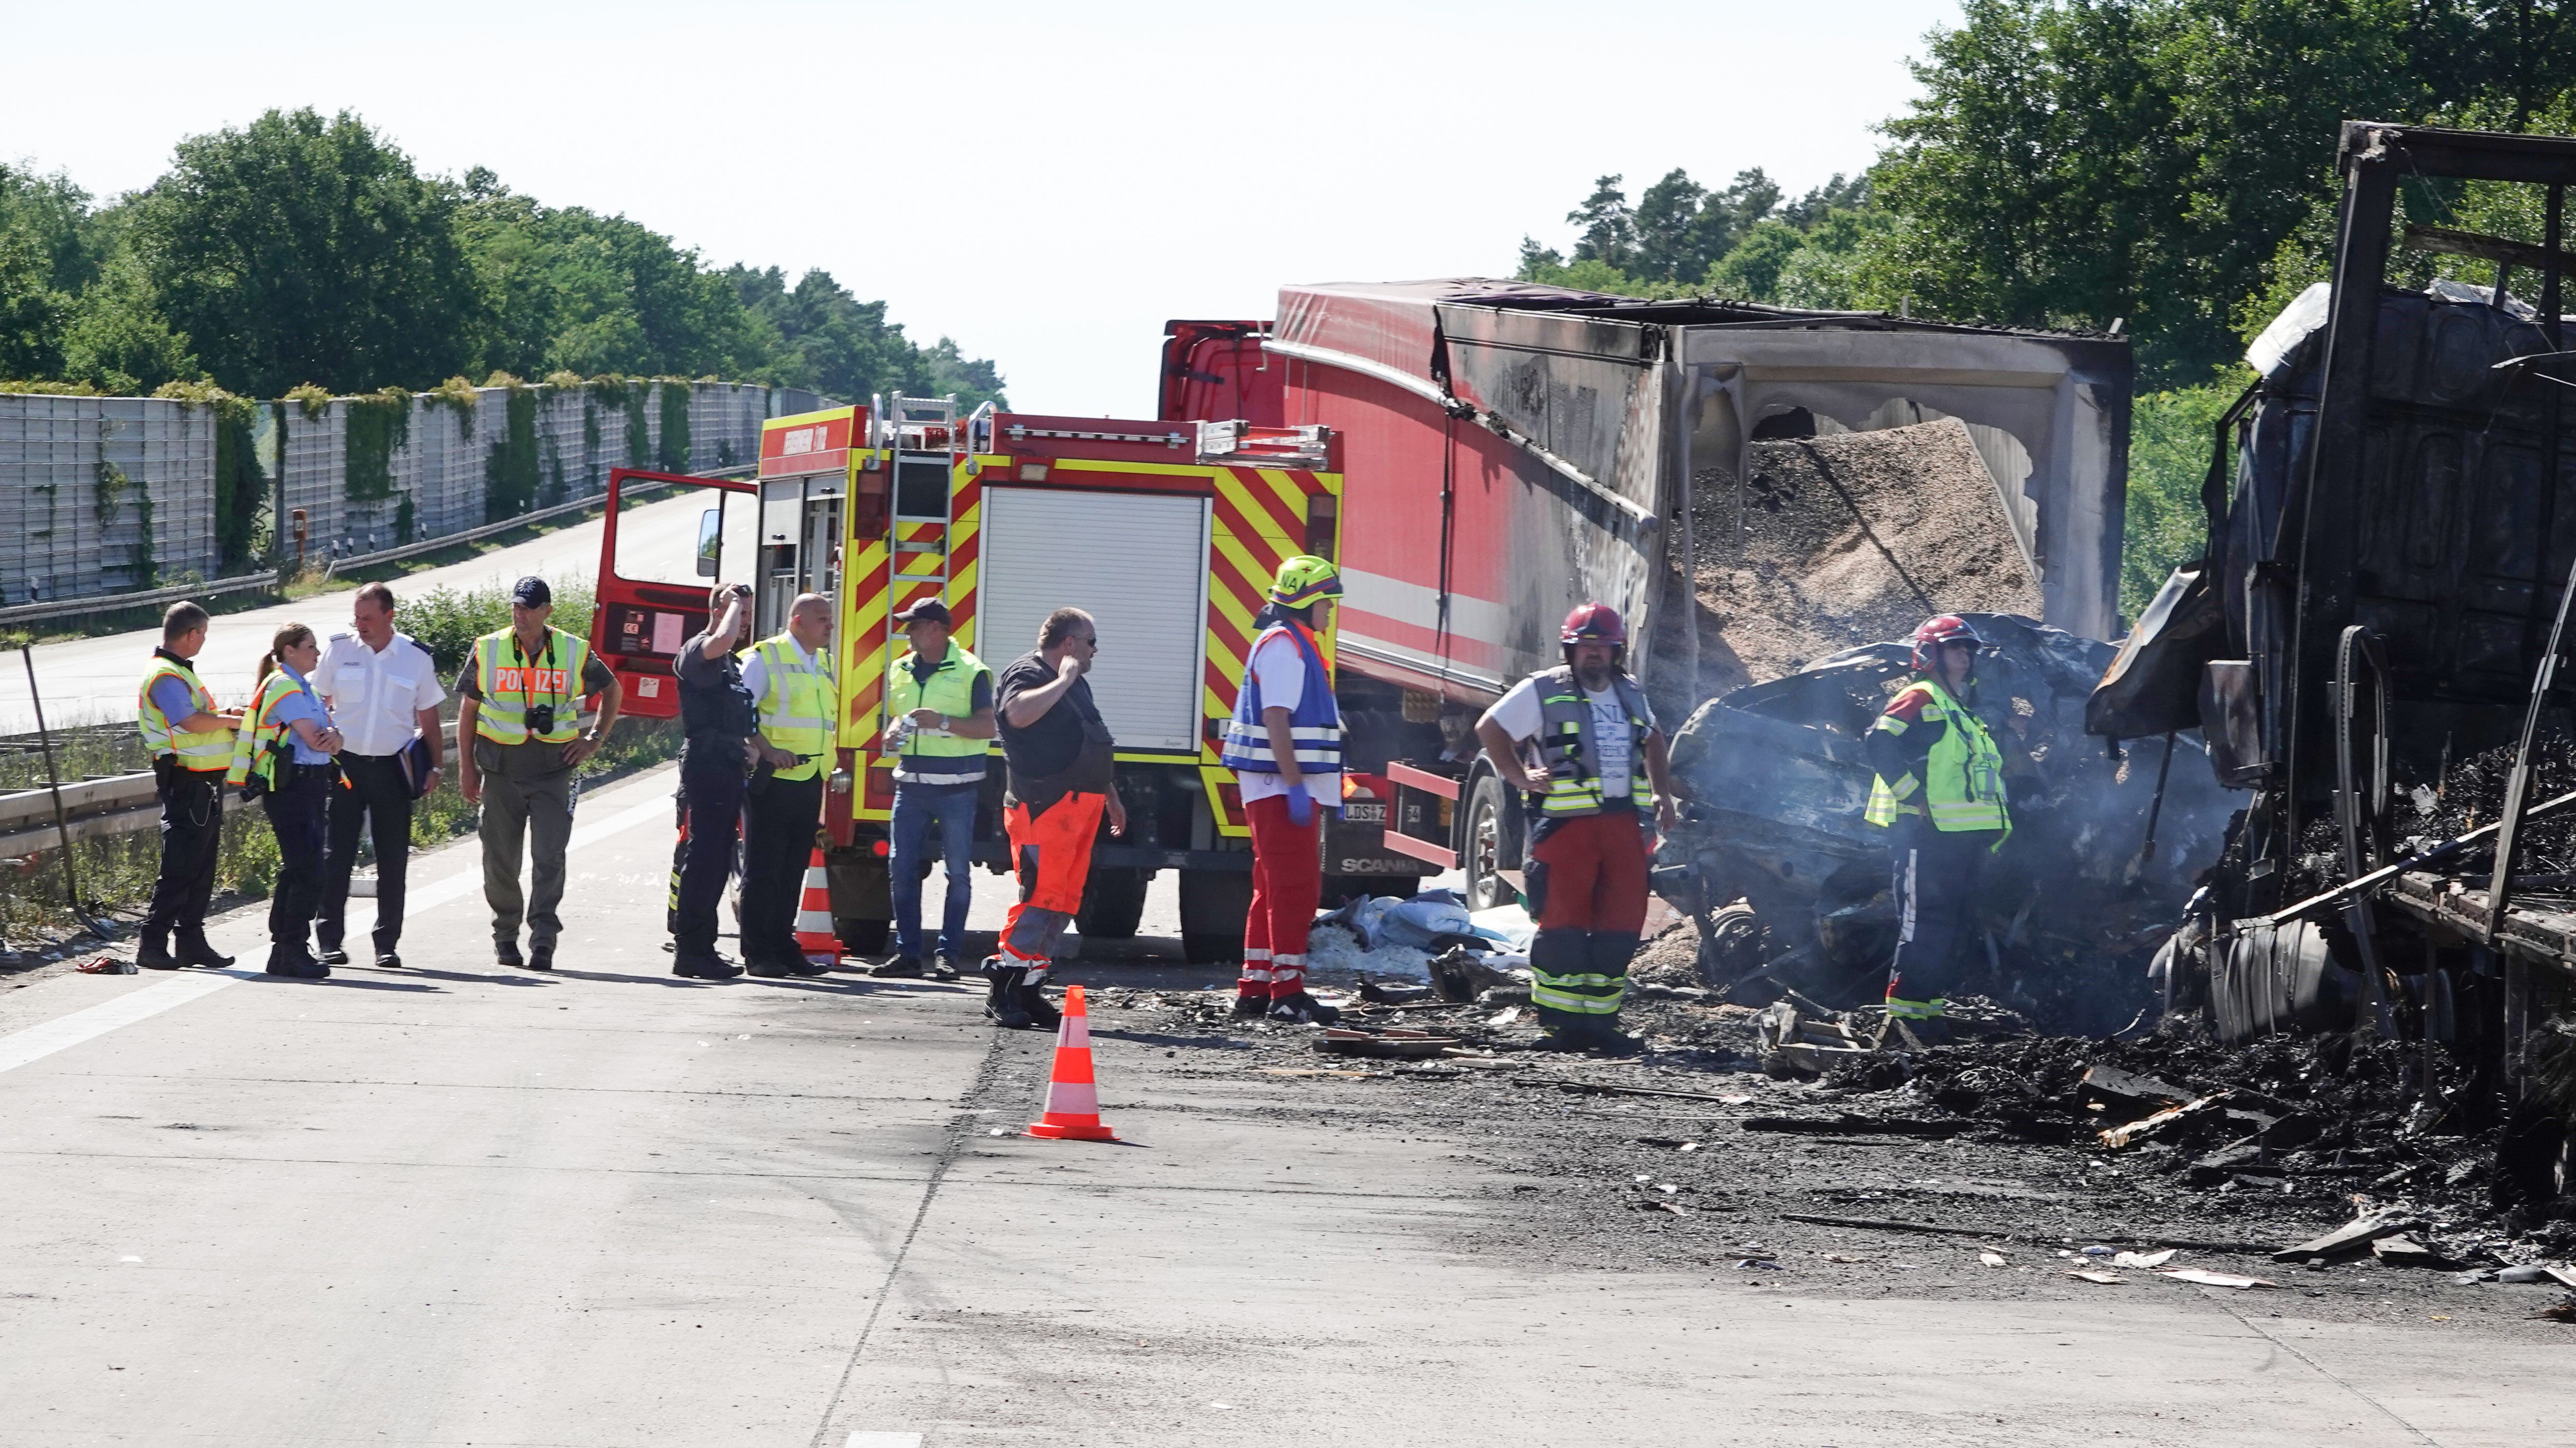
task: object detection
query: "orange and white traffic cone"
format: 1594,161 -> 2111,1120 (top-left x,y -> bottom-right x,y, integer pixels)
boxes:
1025,984 -> 1117,1141
793,847 -> 842,969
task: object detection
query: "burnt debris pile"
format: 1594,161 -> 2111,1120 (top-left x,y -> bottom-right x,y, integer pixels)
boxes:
1660,613 -> 2236,1037
2280,726 -> 2576,902
1808,1022 -> 2576,1254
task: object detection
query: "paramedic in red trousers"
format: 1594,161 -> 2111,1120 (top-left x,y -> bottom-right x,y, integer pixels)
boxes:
1219,555 -> 1346,1024
1474,603 -> 1682,1051
989,607 -> 1126,1029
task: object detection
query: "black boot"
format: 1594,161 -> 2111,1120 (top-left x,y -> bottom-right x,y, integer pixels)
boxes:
985,963 -> 1033,1028
175,933 -> 234,970
1016,976 -> 1061,1031
1268,991 -> 1341,1025
137,934 -> 182,971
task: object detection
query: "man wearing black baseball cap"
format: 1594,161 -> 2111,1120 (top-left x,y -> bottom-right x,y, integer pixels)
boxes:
877,598 -> 995,979
454,575 -> 622,971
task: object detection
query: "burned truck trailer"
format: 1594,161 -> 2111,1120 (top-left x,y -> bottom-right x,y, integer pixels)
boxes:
2101,125 -> 2576,1077
1166,282 -> 2133,906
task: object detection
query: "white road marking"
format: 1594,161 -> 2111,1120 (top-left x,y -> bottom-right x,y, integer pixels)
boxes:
0,776 -> 678,1079
846,1434 -> 923,1448
0,974 -> 235,1076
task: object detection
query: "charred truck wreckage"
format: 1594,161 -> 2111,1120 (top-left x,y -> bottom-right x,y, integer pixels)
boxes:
2092,124 -> 2576,1223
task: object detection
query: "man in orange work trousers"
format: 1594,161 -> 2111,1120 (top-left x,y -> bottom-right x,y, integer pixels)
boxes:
1219,555 -> 1347,1025
987,606 -> 1127,1029
1475,603 -> 1683,1052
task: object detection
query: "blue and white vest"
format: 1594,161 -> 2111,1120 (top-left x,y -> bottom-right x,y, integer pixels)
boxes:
1220,621 -> 1342,775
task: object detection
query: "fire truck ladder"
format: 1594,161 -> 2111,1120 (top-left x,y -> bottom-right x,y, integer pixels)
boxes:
879,395 -> 964,727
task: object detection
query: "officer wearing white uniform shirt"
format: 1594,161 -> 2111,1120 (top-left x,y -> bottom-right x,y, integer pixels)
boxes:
313,582 -> 447,968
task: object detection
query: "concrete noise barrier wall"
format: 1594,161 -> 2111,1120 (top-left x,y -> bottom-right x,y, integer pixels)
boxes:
0,381 -> 832,608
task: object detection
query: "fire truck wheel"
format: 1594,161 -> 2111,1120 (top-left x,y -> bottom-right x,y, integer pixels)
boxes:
1462,772 -> 1521,911
836,918 -> 891,954
1182,930 -> 1245,965
1177,866 -> 1254,964
1077,866 -> 1151,939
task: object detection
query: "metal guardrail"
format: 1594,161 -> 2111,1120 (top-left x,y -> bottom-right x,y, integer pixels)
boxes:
0,467 -> 743,629
0,571 -> 279,627
0,721 -> 464,858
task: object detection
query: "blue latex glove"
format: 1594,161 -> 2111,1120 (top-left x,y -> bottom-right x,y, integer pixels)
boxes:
1284,782 -> 1314,827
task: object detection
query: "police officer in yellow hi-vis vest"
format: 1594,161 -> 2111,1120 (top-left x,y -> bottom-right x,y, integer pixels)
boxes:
875,598 -> 994,980
737,592 -> 839,978
455,577 -> 622,971
227,623 -> 346,977
1862,614 -> 2011,1043
136,601 -> 245,971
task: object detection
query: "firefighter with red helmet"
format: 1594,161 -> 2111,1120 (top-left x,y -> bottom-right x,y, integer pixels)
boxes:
1474,602 -> 1683,1051
1863,614 -> 2012,1041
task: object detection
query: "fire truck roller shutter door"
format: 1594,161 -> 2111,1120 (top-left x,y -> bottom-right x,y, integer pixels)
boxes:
977,488 -> 1212,754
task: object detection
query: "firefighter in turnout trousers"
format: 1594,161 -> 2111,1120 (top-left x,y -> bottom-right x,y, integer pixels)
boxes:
1475,604 -> 1683,1051
1220,555 -> 1346,1024
136,602 -> 245,971
737,594 -> 838,978
456,577 -> 622,972
1862,615 -> 2011,1044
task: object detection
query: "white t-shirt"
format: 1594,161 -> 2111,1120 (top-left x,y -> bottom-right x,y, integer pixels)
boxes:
1480,673 -> 1656,801
315,630 -> 448,758
1236,632 -> 1340,804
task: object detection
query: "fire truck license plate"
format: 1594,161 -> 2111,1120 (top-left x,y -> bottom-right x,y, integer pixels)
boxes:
1342,801 -> 1387,824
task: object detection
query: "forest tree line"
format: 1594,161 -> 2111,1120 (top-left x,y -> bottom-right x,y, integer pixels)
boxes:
0,108 -> 1002,410
1517,0 -> 2576,620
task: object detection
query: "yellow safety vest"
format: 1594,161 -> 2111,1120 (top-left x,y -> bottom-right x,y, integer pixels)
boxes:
136,655 -> 234,773
226,670 -> 308,789
885,645 -> 991,786
753,633 -> 837,782
1864,678 -> 2010,838
1531,667 -> 1657,817
472,628 -> 589,745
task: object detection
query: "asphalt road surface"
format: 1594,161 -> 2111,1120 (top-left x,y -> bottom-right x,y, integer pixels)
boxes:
1,489 -> 722,734
1,760 -> 2568,1445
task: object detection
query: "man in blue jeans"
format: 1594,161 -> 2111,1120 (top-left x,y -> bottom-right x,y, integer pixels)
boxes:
876,599 -> 996,979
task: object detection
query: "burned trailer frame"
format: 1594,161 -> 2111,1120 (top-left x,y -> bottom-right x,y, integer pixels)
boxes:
1249,282 -> 2131,904
2129,124 -> 2576,1075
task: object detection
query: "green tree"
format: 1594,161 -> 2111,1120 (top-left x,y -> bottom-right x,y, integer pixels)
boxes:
1857,0 -> 2563,384
0,229 -> 67,381
1774,209 -> 1896,309
0,164 -> 96,380
1633,170 -> 1707,283
729,265 -> 1005,410
1703,219 -> 1809,300
129,108 -> 479,395
2122,368 -> 2250,619
1565,175 -> 1638,270
60,252 -> 196,394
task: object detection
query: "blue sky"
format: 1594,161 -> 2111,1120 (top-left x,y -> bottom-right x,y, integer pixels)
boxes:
1,1 -> 1962,414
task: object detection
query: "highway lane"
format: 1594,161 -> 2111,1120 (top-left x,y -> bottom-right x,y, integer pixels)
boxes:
0,761 -> 2565,1445
1,488 -> 731,734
